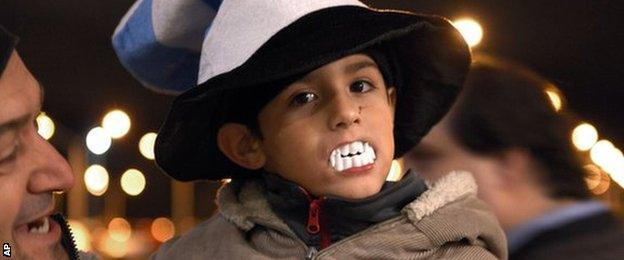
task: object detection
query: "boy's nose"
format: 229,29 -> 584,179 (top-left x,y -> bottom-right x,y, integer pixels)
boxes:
27,133 -> 75,194
328,95 -> 361,130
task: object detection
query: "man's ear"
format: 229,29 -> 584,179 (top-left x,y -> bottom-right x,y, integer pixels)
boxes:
496,149 -> 534,187
387,87 -> 397,113
217,123 -> 266,170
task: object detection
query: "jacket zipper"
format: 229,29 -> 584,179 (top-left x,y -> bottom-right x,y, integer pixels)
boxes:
306,197 -> 332,250
254,212 -> 404,259
51,213 -> 80,260
305,246 -> 318,260
306,198 -> 322,234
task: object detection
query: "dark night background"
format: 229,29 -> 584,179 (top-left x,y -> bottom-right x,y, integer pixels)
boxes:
1,0 -> 623,220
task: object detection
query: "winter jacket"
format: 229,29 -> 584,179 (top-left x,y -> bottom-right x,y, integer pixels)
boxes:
152,171 -> 507,259
510,210 -> 624,260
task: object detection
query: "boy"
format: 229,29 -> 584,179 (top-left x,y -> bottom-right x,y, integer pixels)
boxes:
113,0 -> 506,258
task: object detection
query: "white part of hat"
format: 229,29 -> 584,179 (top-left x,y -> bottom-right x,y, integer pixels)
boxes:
152,0 -> 218,51
197,0 -> 367,85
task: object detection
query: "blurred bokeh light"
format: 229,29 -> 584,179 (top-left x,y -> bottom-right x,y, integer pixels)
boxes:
108,218 -> 132,242
36,112 -> 55,140
591,140 -> 616,169
591,140 -> 624,188
139,132 -> 157,160
86,127 -> 112,155
584,164 -> 611,195
84,164 -> 110,196
102,109 -> 131,139
121,169 -> 147,196
545,89 -> 563,112
151,217 -> 175,242
98,231 -> 129,259
67,220 -> 92,251
452,18 -> 483,48
386,158 -> 404,182
572,123 -> 598,151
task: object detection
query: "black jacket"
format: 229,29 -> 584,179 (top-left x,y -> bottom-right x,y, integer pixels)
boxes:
511,211 -> 624,260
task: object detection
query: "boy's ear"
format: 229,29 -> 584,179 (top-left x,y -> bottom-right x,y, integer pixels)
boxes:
217,123 -> 266,170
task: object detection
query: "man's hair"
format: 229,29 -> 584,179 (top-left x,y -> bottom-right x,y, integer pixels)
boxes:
447,54 -> 590,200
1,25 -> 18,76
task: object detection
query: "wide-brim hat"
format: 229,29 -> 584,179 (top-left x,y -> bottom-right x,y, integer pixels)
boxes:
116,0 -> 471,181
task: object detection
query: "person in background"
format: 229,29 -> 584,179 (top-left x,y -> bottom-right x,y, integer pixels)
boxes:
405,54 -> 624,259
0,25 -> 97,260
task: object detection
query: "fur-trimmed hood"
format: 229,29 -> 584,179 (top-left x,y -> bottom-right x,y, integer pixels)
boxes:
217,171 -> 478,231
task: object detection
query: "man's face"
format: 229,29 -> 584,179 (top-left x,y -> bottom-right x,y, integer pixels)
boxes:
0,51 -> 74,260
404,118 -> 502,210
257,54 -> 396,199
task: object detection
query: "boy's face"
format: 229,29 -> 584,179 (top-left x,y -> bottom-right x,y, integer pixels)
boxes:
257,54 -> 396,199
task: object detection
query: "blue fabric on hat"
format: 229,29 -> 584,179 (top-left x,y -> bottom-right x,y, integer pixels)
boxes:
112,0 -> 221,94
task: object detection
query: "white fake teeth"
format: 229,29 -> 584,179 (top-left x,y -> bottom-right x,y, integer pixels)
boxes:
27,216 -> 50,234
330,141 -> 376,171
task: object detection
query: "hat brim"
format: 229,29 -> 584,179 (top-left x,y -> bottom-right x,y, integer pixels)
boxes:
155,6 -> 470,181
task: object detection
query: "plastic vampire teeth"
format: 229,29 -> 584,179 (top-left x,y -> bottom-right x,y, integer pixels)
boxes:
330,141 -> 376,171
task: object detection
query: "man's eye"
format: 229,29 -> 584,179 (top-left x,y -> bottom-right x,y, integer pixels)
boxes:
290,92 -> 317,106
350,81 -> 374,93
0,146 -> 18,165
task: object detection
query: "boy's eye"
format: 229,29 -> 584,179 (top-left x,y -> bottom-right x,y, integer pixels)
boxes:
350,81 -> 374,93
290,92 -> 318,106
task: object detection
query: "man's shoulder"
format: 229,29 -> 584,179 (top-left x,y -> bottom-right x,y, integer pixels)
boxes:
512,211 -> 624,259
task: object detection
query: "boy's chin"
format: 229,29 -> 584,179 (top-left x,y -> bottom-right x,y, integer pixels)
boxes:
332,190 -> 381,200
311,166 -> 392,200
324,178 -> 387,200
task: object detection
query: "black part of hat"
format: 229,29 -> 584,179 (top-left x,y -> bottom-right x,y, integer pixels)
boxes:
362,47 -> 397,90
0,25 -> 18,77
155,6 -> 470,181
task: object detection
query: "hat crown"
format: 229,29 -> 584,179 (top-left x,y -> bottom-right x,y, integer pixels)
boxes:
197,0 -> 366,85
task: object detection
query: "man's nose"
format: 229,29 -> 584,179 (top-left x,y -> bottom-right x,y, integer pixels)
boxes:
328,94 -> 361,130
27,132 -> 75,194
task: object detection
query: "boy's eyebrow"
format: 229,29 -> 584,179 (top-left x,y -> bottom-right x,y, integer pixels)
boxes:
295,59 -> 380,86
344,60 -> 379,74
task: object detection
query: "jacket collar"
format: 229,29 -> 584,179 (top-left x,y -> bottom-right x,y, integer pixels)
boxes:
216,170 -> 479,234
261,170 -> 428,248
403,170 -> 478,221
